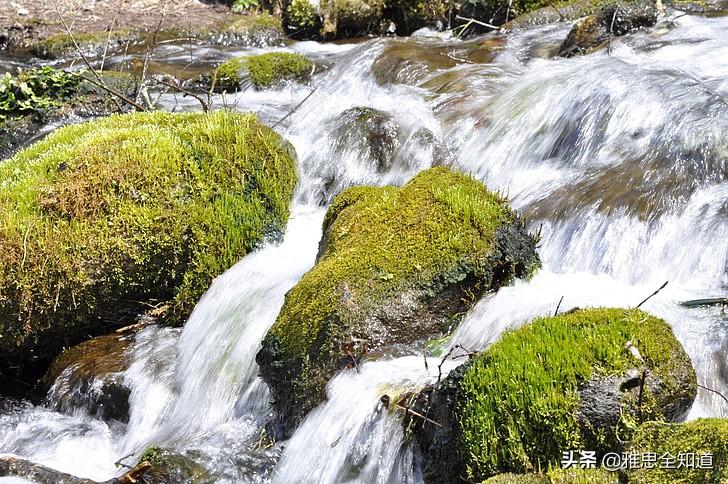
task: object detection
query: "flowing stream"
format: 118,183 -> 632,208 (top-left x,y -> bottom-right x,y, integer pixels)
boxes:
2,9 -> 728,483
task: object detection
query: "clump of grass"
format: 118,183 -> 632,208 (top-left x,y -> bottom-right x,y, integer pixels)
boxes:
0,67 -> 78,121
0,110 -> 297,364
456,308 -> 695,480
213,52 -> 313,91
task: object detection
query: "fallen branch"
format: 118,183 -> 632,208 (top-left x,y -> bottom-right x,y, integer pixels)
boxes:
635,281 -> 668,309
554,295 -> 564,316
395,402 -> 442,427
69,72 -> 147,111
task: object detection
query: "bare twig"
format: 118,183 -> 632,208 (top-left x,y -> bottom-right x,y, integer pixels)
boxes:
635,281 -> 668,309
153,78 -> 210,112
554,295 -> 564,316
51,0 -> 124,112
454,15 -> 500,30
395,403 -> 442,427
69,72 -> 146,111
697,383 -> 728,406
272,87 -> 317,128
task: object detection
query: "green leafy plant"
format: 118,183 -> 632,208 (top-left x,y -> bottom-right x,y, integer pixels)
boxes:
0,67 -> 78,121
232,0 -> 261,13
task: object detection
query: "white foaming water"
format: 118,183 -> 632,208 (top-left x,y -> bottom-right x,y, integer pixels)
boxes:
2,10 -> 728,484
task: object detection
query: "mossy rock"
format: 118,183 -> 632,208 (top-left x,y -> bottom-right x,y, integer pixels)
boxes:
212,52 -> 313,91
130,447 -> 212,483
284,0 -> 385,39
206,13 -> 287,47
0,111 -> 298,385
29,29 -> 135,60
558,0 -> 658,57
484,468 -> 618,483
412,308 -> 696,483
628,418 -> 728,483
388,0 -> 449,34
256,166 -> 540,436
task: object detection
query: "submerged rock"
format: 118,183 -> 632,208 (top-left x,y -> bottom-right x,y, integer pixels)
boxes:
0,111 -> 298,388
629,418 -> 728,483
42,332 -> 133,422
332,106 -> 400,173
29,29 -> 135,60
411,308 -> 696,483
256,167 -> 540,436
211,52 -> 313,91
558,0 -> 659,57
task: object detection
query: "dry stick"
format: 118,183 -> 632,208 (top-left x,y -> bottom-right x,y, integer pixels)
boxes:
505,0 -> 513,23
51,0 -> 125,112
99,14 -> 119,73
137,0 -> 168,107
635,281 -> 668,309
554,295 -> 564,316
549,2 -> 565,21
153,78 -> 210,112
395,403 -> 443,427
454,15 -> 500,30
272,87 -> 318,128
697,383 -> 728,406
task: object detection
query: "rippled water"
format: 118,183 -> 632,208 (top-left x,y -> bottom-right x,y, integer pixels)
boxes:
2,9 -> 728,483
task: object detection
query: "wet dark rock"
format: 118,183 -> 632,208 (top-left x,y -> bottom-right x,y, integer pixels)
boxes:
257,167 -> 540,437
42,332 -> 133,423
558,0 -> 659,57
0,456 -> 99,484
333,106 -> 400,173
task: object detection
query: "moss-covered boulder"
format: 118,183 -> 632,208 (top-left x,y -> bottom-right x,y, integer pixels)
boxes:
29,29 -> 134,60
628,419 -> 728,483
0,111 -> 297,386
125,446 -> 211,483
558,0 -> 658,57
256,166 -> 540,436
42,332 -> 133,422
207,13 -> 287,47
0,456 -> 96,484
411,308 -> 696,483
212,52 -> 313,91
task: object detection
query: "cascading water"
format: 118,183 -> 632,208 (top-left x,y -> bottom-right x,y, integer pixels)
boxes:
2,9 -> 728,484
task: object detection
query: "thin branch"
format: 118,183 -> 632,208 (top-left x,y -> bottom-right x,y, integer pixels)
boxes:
697,383 -> 728,406
554,295 -> 564,316
69,71 -> 146,111
635,281 -> 668,309
455,15 -> 500,30
272,87 -> 317,128
153,78 -> 210,112
51,0 -> 124,112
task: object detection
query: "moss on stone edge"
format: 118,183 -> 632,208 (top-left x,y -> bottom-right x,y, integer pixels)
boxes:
213,52 -> 313,91
0,111 -> 297,370
29,29 -> 133,60
257,166 -> 540,434
484,468 -> 617,483
629,418 -> 728,483
208,13 -> 286,47
455,308 -> 695,481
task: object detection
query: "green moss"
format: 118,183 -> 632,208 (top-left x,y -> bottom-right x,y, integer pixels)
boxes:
629,419 -> 728,483
0,67 -> 78,121
213,52 -> 313,91
456,308 -> 694,480
272,167 -> 519,359
140,446 -> 164,465
0,111 -> 297,365
30,29 -> 133,59
484,468 -> 617,483
226,13 -> 283,33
